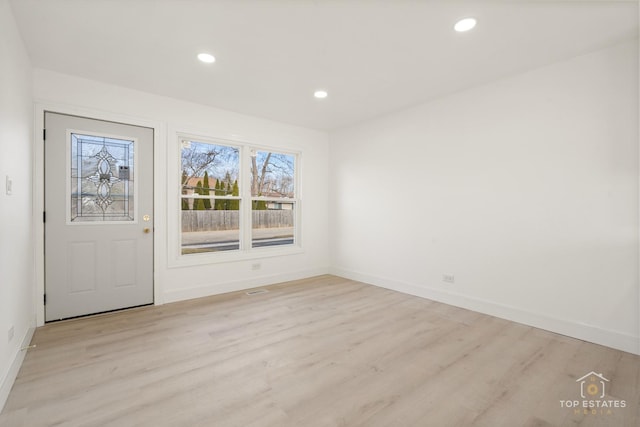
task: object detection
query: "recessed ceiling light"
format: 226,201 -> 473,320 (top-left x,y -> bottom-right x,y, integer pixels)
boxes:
454,18 -> 477,32
197,53 -> 216,63
314,90 -> 328,99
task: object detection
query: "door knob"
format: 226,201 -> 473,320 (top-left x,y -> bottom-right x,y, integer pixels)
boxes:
143,227 -> 151,234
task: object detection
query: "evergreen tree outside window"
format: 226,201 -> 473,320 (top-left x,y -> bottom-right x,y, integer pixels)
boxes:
202,172 -> 212,210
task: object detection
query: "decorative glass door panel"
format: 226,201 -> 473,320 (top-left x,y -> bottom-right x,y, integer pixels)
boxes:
70,133 -> 136,222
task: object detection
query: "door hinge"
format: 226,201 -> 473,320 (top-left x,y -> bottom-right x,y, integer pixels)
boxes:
43,211 -> 46,223
43,129 -> 46,141
43,294 -> 46,305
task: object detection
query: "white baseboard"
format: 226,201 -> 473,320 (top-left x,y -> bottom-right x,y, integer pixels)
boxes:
163,267 -> 330,303
0,326 -> 35,414
331,267 -> 640,356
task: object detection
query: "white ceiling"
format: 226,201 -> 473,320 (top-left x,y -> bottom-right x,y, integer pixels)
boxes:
9,0 -> 639,131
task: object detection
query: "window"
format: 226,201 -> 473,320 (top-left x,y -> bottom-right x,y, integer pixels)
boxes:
179,136 -> 298,256
180,139 -> 240,254
250,150 -> 296,248
70,133 -> 135,222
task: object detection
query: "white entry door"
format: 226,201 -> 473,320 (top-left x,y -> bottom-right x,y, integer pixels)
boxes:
44,112 -> 154,321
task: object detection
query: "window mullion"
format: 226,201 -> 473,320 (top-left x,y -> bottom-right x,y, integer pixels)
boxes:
241,146 -> 252,251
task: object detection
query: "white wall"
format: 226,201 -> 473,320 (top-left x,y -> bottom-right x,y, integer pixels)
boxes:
33,69 -> 330,313
329,39 -> 639,354
0,0 -> 35,411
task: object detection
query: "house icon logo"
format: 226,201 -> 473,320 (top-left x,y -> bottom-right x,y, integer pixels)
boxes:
560,371 -> 626,415
576,371 -> 608,399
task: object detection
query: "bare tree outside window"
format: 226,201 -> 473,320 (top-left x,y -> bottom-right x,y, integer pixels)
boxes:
181,141 -> 238,191
251,151 -> 295,198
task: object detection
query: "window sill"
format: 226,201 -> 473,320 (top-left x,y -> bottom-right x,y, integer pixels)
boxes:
167,244 -> 304,268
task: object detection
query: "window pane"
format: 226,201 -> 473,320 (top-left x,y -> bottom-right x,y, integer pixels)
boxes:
252,202 -> 294,248
181,140 -> 240,254
71,133 -> 135,222
250,151 -> 295,198
182,202 -> 240,254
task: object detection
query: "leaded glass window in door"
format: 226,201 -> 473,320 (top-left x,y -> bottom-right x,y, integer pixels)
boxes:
70,133 -> 135,222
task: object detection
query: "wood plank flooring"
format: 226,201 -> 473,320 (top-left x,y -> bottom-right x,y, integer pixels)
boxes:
1,275 -> 638,426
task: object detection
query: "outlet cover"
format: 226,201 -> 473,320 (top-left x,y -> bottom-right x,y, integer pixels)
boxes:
443,274 -> 455,284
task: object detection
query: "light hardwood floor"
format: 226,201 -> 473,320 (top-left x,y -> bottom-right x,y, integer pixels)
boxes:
1,275 -> 638,426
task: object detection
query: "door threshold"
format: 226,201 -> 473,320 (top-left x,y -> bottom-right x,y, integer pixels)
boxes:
45,303 -> 154,324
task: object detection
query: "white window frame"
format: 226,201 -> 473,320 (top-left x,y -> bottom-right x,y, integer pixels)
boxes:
169,131 -> 302,267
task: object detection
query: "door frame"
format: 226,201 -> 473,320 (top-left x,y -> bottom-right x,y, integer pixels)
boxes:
34,103 -> 165,326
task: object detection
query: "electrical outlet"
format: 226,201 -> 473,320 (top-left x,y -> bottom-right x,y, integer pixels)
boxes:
251,263 -> 261,271
8,326 -> 14,343
443,274 -> 455,284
